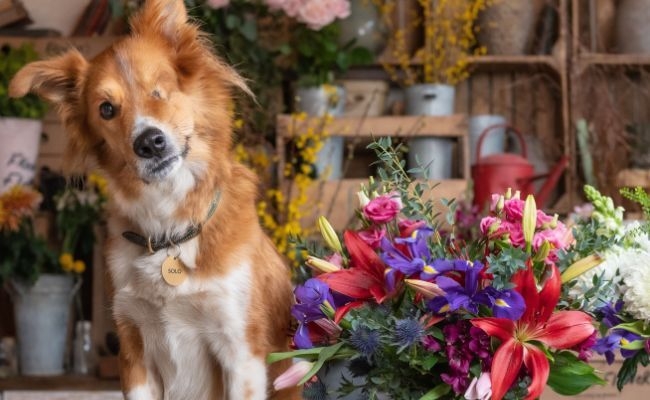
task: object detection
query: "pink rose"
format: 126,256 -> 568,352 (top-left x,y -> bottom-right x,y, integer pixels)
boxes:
328,0 -> 351,19
297,0 -> 337,30
533,221 -> 572,253
503,197 -> 524,222
266,0 -> 303,17
363,192 -> 402,224
536,210 -> 554,228
479,216 -> 500,235
500,221 -> 525,247
206,0 -> 230,9
358,228 -> 386,249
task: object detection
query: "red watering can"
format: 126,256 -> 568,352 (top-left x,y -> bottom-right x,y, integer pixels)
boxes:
471,124 -> 569,209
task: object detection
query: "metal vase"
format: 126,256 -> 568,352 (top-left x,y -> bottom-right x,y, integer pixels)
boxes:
405,84 -> 456,179
10,274 -> 79,376
469,114 -> 507,164
295,85 -> 346,180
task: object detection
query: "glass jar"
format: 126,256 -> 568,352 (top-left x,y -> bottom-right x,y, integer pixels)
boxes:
73,320 -> 95,375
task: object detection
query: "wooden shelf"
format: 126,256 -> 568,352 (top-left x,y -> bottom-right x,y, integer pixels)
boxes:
577,53 -> 650,69
468,55 -> 560,73
276,114 -> 467,139
383,53 -> 560,73
0,376 -> 120,391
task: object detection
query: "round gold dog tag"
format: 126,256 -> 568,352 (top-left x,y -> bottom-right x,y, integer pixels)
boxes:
162,256 -> 188,286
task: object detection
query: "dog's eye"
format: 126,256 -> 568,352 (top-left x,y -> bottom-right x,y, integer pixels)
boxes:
99,102 -> 116,120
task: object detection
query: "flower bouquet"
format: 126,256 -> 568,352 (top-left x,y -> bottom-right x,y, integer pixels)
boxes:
268,138 -> 650,399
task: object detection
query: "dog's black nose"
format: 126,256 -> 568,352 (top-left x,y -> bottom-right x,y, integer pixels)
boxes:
134,128 -> 167,159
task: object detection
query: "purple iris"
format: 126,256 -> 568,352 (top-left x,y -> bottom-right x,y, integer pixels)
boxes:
597,300 -> 624,329
381,228 -> 465,284
426,260 -> 525,320
380,228 -> 434,276
291,278 -> 335,349
593,329 -> 642,364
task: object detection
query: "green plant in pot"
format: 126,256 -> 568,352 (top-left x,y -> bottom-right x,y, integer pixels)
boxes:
0,43 -> 48,193
0,178 -> 105,376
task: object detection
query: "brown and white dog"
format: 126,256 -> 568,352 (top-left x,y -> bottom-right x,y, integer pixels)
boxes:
10,1 -> 300,399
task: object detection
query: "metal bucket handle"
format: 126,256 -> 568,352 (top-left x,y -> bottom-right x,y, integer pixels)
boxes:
475,123 -> 527,161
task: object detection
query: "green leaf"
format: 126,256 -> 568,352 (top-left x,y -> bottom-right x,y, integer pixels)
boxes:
298,342 -> 346,385
616,321 -> 650,336
421,354 -> 439,371
225,14 -> 241,29
266,347 -> 324,364
547,351 -> 606,396
419,383 -> 451,400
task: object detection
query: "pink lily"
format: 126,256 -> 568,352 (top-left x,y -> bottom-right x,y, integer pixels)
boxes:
471,264 -> 595,400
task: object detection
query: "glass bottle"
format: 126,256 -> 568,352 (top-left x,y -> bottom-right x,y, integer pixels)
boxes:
73,320 -> 95,375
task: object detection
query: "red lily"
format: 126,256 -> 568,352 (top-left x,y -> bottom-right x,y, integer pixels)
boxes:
317,230 -> 389,303
471,264 -> 595,400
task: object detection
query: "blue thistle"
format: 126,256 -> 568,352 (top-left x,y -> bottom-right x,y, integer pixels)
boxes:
393,318 -> 423,352
348,325 -> 381,359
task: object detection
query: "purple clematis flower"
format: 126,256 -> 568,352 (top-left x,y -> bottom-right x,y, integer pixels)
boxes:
292,279 -> 336,349
427,260 -> 525,320
593,329 -> 641,364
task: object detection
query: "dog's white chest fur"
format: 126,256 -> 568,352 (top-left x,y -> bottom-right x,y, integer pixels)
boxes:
109,237 -> 268,400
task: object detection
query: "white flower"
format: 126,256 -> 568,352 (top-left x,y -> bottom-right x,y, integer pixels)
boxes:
617,241 -> 650,321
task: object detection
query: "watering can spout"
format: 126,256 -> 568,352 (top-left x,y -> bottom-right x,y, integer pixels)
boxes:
534,155 -> 569,207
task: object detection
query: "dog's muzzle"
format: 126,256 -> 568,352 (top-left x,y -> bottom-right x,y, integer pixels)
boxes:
134,127 -> 169,159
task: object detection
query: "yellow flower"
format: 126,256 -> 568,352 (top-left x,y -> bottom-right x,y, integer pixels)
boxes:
73,260 -> 86,274
59,253 -> 74,271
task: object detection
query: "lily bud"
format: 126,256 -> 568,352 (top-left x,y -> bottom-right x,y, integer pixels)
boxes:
273,361 -> 314,390
550,214 -> 559,229
561,254 -> 604,283
306,256 -> 340,274
505,188 -> 512,199
533,240 -> 551,263
496,195 -> 505,212
318,216 -> 342,253
405,279 -> 445,299
522,194 -> 537,247
357,190 -> 370,208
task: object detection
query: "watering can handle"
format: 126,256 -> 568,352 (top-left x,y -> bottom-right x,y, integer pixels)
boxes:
475,124 -> 528,161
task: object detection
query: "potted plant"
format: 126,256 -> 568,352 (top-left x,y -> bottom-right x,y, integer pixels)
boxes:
383,0 -> 487,179
0,176 -> 106,376
270,0 -> 373,180
0,43 -> 48,193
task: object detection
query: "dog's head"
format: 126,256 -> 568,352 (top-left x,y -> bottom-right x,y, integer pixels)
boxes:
10,0 -> 249,197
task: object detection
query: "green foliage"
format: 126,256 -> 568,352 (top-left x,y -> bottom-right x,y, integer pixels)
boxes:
617,348 -> 649,391
0,44 -> 48,119
367,137 -> 442,228
620,186 -> 650,221
0,219 -> 57,285
547,351 -> 606,395
292,22 -> 373,87
486,246 -> 528,290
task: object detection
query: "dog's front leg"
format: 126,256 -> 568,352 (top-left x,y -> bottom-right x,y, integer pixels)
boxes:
117,320 -> 160,400
209,338 -> 269,400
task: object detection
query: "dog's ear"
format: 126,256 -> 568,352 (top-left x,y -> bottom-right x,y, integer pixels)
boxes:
130,0 -> 190,45
10,49 -> 91,174
9,49 -> 87,104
